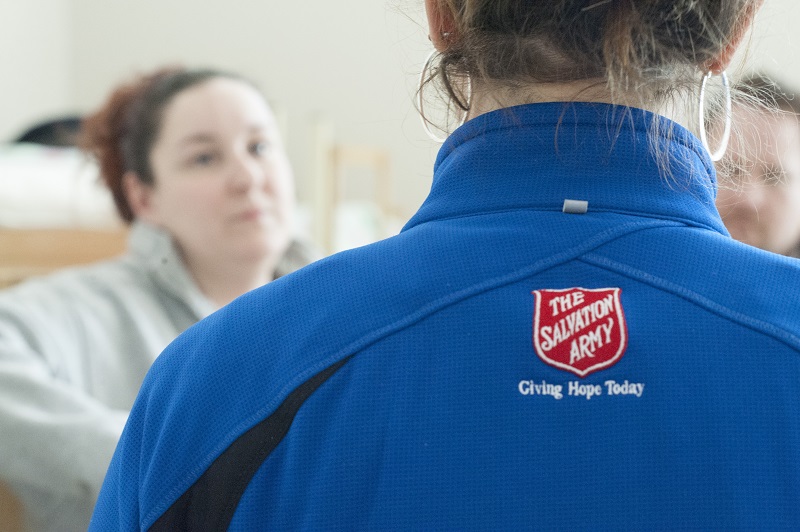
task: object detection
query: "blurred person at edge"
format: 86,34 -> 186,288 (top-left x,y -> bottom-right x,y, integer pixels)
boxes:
93,1 -> 800,530
716,74 -> 800,258
0,67 -> 314,532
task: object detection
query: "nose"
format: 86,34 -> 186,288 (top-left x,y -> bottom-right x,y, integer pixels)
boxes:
738,176 -> 769,211
717,173 -> 767,223
721,168 -> 767,212
227,151 -> 267,192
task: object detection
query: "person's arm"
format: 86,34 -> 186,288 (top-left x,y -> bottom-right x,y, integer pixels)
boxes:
0,298 -> 127,508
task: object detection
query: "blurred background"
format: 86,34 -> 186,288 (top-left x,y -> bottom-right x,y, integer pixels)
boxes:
2,0 -> 800,257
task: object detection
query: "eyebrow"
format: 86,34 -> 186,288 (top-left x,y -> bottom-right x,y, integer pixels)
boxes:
178,134 -> 217,147
248,123 -> 275,134
177,125 -> 274,147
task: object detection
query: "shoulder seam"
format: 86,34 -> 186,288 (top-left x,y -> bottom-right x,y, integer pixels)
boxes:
580,253 -> 800,351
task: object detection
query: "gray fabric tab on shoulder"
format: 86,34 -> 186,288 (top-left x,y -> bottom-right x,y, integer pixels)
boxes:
562,199 -> 589,214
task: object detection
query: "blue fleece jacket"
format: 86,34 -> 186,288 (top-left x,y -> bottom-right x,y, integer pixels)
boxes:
91,103 -> 800,531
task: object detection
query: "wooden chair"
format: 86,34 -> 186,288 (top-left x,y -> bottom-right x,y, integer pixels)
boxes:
311,119 -> 401,254
0,480 -> 23,532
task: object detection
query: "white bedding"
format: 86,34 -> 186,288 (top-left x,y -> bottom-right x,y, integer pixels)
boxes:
0,144 -> 120,229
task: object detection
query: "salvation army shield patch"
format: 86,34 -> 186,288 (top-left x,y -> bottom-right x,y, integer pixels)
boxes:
532,288 -> 628,378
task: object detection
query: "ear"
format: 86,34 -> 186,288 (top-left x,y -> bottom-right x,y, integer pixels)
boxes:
123,171 -> 160,224
706,0 -> 764,73
425,0 -> 457,52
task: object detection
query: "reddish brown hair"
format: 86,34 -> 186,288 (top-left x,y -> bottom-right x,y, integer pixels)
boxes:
81,67 -> 246,222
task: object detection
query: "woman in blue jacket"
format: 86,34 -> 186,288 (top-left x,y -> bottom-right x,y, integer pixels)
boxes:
93,1 -> 800,529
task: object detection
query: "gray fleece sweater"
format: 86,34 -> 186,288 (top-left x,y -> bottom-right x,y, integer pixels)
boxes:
0,221 -> 312,531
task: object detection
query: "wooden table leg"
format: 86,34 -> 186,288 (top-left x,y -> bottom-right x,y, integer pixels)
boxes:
0,481 -> 23,532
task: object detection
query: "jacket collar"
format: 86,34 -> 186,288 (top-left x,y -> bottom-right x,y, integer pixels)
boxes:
404,102 -> 728,236
127,221 -> 216,318
127,222 -> 314,316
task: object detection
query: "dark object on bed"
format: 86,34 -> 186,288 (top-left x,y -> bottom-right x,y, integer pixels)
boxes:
14,116 -> 83,147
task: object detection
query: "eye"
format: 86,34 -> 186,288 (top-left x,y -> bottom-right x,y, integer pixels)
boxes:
761,167 -> 786,186
190,152 -> 217,166
249,140 -> 270,156
719,160 -> 746,185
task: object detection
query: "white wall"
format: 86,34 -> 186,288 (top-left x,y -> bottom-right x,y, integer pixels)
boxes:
733,1 -> 800,85
0,0 -> 74,141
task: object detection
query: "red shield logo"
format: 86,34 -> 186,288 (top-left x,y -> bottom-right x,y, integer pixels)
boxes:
532,287 -> 628,378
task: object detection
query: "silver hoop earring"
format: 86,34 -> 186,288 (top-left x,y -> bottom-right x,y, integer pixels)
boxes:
698,70 -> 732,162
417,50 -> 472,143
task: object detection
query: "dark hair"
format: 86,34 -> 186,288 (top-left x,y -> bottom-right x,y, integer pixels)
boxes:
737,74 -> 800,116
423,0 -> 758,128
80,67 -> 248,223
15,116 -> 83,147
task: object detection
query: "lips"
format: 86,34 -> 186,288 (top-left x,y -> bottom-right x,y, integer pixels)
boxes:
236,207 -> 266,222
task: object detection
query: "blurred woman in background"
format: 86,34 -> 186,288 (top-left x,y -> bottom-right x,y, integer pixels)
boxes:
716,74 -> 800,258
0,66 -> 313,531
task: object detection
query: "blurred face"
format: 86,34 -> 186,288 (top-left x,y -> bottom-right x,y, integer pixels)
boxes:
716,105 -> 800,256
136,77 -> 295,269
